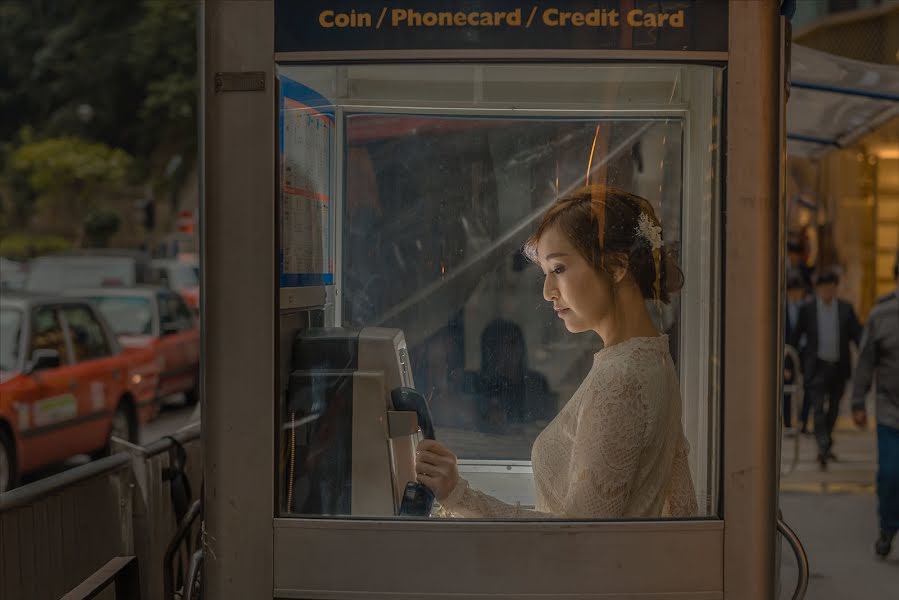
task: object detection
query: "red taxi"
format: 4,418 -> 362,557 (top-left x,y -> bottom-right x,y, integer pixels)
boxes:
0,293 -> 159,493
65,287 -> 200,406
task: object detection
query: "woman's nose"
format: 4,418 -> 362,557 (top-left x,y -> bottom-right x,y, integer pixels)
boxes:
543,275 -> 558,301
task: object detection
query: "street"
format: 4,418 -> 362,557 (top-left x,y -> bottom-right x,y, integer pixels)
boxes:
779,422 -> 899,599
139,396 -> 198,444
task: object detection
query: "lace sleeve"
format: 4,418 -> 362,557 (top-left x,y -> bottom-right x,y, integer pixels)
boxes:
663,434 -> 698,517
439,368 -> 648,519
560,385 -> 647,518
436,478 -> 553,519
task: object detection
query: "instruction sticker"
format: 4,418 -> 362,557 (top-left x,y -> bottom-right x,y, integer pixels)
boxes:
33,394 -> 78,427
279,74 -> 335,288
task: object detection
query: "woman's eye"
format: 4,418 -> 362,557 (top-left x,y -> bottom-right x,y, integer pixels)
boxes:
551,266 -> 565,275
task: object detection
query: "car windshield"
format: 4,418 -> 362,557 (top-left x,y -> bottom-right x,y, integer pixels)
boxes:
89,296 -> 153,336
0,308 -> 23,372
26,258 -> 135,292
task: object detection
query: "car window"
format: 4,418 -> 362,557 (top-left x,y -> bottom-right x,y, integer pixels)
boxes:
29,307 -> 69,364
158,293 -> 193,332
60,305 -> 112,361
0,308 -> 23,371
89,296 -> 153,336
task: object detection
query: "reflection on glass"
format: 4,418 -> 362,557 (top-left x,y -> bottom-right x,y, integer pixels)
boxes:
343,116 -> 683,458
415,187 -> 696,519
278,63 -> 721,520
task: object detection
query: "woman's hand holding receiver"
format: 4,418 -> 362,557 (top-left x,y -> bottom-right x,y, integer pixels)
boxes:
415,439 -> 460,501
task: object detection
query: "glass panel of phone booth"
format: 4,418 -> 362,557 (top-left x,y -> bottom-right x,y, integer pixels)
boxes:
279,63 -> 722,520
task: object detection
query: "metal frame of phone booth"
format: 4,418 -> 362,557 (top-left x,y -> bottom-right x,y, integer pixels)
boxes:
201,1 -> 793,598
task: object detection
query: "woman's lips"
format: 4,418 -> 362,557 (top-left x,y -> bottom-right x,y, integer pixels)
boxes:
555,308 -> 570,318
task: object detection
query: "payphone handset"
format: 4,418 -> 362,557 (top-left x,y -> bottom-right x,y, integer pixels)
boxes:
391,387 -> 436,516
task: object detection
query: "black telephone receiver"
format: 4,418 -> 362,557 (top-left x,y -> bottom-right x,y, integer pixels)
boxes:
391,387 -> 436,516
391,387 -> 435,440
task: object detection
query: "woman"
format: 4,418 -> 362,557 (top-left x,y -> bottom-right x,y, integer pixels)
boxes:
416,185 -> 698,519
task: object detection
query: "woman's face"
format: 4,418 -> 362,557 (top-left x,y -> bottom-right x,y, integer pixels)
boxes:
536,225 -> 613,335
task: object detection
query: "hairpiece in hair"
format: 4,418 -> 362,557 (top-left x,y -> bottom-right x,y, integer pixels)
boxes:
636,212 -> 663,251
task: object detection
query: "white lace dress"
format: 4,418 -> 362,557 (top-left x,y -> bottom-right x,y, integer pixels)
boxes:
439,335 -> 698,519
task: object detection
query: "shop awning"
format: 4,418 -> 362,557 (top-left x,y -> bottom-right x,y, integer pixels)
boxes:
787,44 -> 899,159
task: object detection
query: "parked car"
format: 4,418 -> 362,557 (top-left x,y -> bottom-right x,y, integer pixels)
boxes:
0,292 -> 159,493
151,258 -> 200,312
25,249 -> 161,293
0,257 -> 27,290
65,286 -> 200,406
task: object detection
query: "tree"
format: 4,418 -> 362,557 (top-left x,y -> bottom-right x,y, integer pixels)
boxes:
82,207 -> 122,248
11,135 -> 133,223
0,0 -> 197,240
0,0 -> 197,156
128,0 -> 198,161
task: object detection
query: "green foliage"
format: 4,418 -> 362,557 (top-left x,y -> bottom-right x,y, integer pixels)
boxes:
0,1 -> 146,152
0,0 -> 198,232
11,137 -> 133,218
0,233 -> 71,259
82,207 -> 122,248
128,0 -> 198,156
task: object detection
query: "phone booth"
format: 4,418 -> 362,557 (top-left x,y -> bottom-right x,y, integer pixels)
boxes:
202,1 -> 796,598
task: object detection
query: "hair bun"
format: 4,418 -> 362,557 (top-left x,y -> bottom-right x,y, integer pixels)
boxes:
659,243 -> 684,303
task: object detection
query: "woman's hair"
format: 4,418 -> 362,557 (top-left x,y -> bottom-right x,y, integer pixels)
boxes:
523,185 -> 684,305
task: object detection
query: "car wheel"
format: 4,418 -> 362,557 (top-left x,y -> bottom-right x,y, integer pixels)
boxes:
94,402 -> 138,459
0,428 -> 18,494
184,382 -> 200,407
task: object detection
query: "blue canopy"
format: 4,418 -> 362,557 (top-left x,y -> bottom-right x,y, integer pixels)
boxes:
787,44 -> 899,159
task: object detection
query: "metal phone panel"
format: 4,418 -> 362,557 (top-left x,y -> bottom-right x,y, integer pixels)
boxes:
350,371 -> 396,516
273,519 -> 724,599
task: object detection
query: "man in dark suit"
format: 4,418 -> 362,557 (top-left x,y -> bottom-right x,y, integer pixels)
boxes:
784,275 -> 809,432
790,269 -> 863,469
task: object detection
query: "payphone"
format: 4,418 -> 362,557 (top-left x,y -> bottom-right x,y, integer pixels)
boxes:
203,1 -> 796,598
285,327 -> 435,517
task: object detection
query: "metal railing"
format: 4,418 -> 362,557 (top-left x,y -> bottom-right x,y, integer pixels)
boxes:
60,556 -> 141,600
777,511 -> 810,600
113,424 -> 203,600
0,453 -> 134,600
778,344 -> 809,600
0,423 -> 202,600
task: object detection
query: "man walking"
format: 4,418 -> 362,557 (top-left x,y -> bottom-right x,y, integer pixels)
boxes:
791,269 -> 863,469
851,254 -> 899,558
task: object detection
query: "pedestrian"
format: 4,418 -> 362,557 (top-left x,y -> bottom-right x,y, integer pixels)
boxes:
784,275 -> 810,432
850,253 -> 899,558
790,268 -> 863,469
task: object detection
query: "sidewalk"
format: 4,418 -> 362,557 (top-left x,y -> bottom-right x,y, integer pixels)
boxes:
779,419 -> 899,599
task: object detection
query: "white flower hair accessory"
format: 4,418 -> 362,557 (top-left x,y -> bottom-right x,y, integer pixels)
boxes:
636,212 -> 663,251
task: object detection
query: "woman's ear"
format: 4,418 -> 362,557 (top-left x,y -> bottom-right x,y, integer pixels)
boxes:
607,254 -> 629,284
